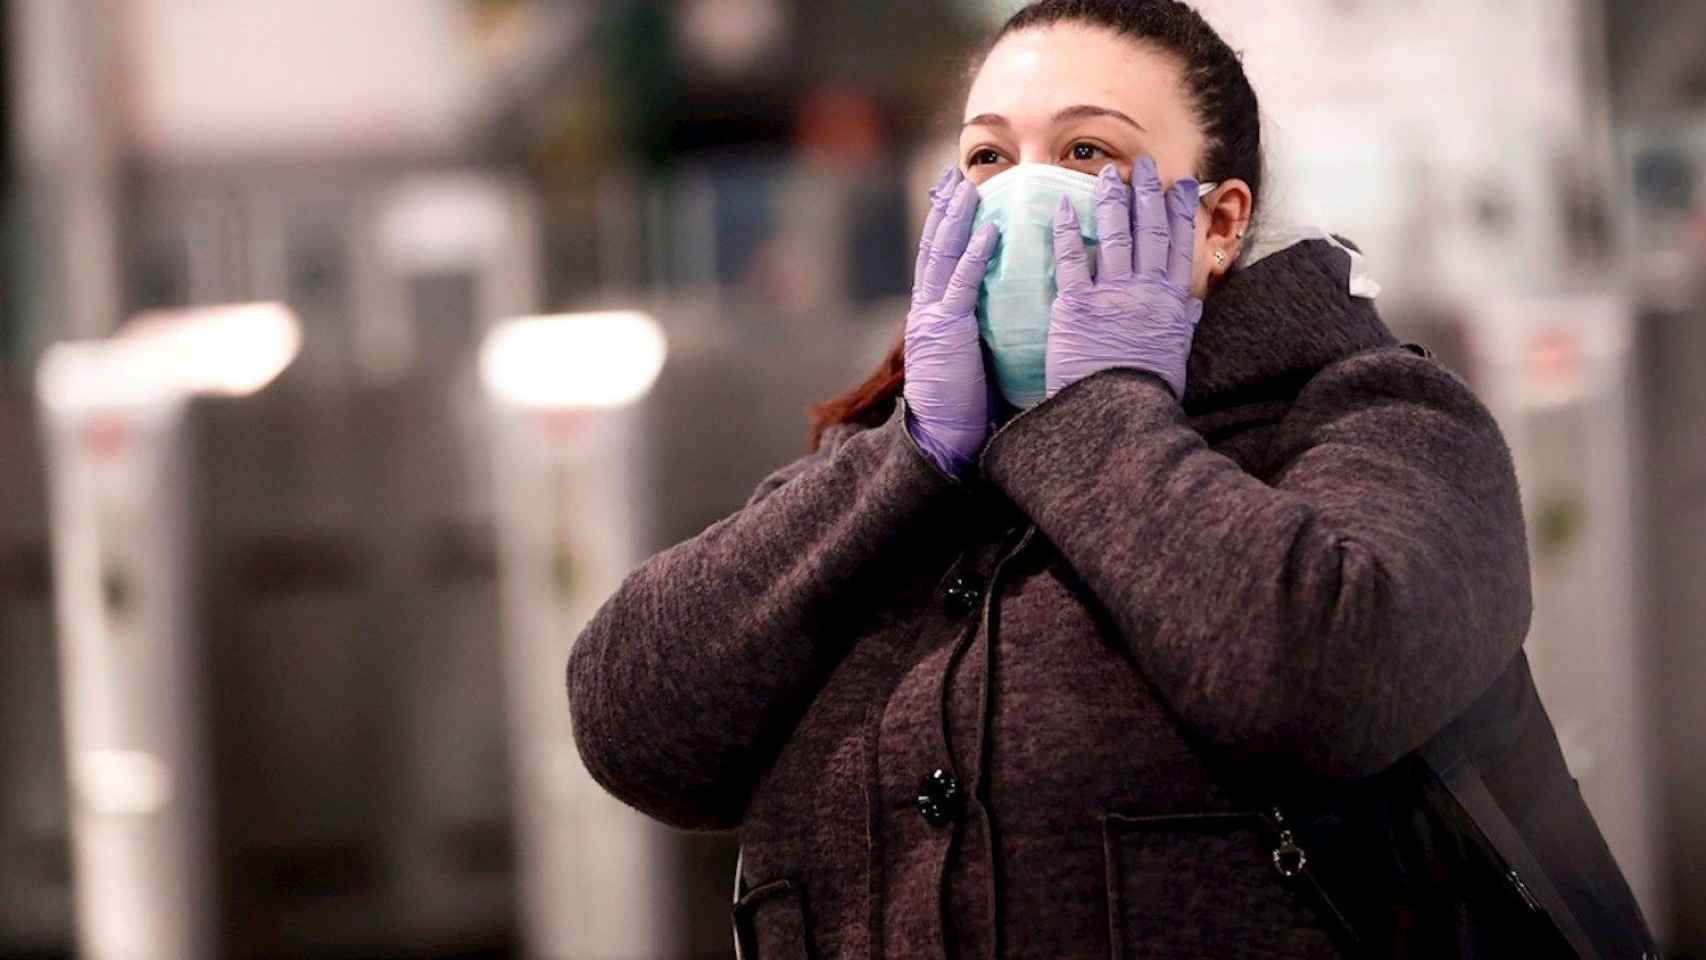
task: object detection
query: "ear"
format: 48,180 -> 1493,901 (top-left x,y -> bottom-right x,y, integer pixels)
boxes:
1204,178 -> 1253,277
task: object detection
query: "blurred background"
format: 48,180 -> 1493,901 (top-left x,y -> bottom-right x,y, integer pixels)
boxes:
1,0 -> 1704,957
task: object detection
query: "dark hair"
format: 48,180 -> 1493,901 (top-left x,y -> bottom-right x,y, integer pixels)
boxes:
807,0 -> 1264,451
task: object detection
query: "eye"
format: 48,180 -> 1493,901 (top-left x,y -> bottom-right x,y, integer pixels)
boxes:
1067,141 -> 1110,163
968,148 -> 1004,166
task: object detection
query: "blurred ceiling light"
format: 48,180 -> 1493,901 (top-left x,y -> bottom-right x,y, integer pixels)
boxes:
39,303 -> 302,410
678,0 -> 787,75
480,311 -> 667,410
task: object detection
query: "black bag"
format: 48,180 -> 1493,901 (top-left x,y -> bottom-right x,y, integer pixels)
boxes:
1250,649 -> 1662,959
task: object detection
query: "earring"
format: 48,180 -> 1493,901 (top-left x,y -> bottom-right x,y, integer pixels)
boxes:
1213,250 -> 1227,267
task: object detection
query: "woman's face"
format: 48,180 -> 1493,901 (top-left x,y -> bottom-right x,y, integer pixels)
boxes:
959,23 -> 1249,296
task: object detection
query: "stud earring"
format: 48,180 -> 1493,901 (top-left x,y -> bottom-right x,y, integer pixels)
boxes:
1213,250 -> 1228,267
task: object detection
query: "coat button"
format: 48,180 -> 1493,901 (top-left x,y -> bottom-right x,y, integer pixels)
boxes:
915,768 -> 964,827
941,575 -> 981,619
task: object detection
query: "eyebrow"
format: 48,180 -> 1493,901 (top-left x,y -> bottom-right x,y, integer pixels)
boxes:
961,104 -> 1147,133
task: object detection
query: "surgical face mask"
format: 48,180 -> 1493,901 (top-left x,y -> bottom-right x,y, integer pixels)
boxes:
971,163 -> 1216,409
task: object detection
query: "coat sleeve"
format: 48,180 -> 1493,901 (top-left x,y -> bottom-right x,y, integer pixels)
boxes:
977,352 -> 1533,782
567,399 -> 965,830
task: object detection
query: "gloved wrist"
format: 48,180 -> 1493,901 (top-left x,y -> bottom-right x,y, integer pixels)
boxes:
1046,330 -> 1193,402
904,406 -> 976,480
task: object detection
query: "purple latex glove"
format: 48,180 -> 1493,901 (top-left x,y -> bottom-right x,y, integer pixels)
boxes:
903,167 -> 999,478
1046,156 -> 1203,401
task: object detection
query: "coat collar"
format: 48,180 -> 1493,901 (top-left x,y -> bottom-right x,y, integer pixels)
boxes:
1181,237 -> 1399,415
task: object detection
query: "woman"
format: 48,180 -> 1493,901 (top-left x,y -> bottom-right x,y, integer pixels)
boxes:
568,1 -> 1658,957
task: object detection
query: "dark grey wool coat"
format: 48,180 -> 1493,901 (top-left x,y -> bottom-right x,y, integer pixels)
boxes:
567,238 -> 1644,958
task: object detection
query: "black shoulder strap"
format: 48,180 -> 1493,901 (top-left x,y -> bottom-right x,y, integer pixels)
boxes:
1418,741 -> 1602,960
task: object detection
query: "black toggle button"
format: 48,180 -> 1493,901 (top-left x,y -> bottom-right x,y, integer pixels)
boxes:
915,768 -> 964,828
941,575 -> 981,619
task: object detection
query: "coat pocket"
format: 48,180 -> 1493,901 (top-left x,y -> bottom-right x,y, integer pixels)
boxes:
1101,811 -> 1340,960
732,875 -> 815,960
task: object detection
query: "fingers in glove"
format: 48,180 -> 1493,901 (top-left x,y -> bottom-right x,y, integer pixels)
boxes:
1093,164 -> 1134,282
1132,153 -> 1170,280
941,222 -> 998,315
1053,195 -> 1093,293
1164,177 -> 1199,290
913,166 -> 961,302
920,177 -> 979,304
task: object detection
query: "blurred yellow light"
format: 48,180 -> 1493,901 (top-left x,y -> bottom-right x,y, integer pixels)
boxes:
480,311 -> 667,410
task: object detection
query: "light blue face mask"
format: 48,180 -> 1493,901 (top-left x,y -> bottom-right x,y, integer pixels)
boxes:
971,163 -> 1217,409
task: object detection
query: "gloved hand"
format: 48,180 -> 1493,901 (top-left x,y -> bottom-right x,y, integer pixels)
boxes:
904,167 -> 999,478
1046,156 -> 1203,401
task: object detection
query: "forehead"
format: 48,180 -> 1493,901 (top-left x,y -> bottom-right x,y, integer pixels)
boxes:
964,23 -> 1195,137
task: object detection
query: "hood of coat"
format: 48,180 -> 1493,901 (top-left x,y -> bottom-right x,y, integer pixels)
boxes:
1182,235 -> 1400,414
